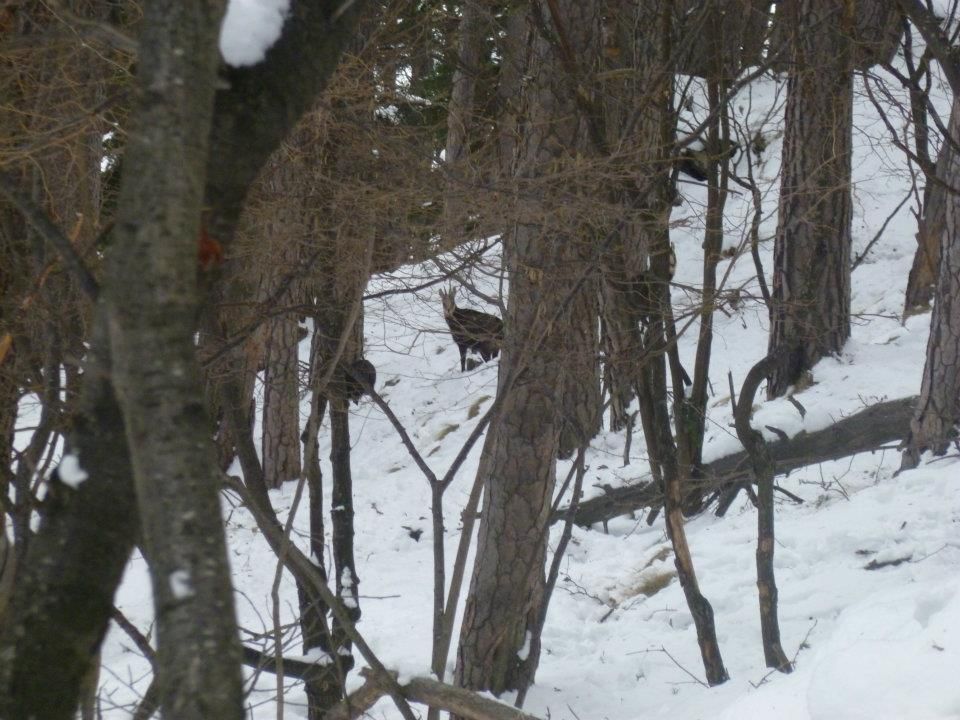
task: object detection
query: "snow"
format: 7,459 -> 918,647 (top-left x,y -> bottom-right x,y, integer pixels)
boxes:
169,569 -> 195,600
17,36 -> 952,720
219,0 -> 289,67
57,452 -> 88,488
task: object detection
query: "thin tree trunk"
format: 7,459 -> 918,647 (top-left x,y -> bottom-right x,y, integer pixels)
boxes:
767,0 -> 854,398
300,329 -> 340,716
443,0 -> 485,251
683,76 -> 730,470
329,398 -> 360,666
733,355 -> 791,672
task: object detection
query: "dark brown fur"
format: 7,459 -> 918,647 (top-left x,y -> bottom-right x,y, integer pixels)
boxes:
438,287 -> 504,372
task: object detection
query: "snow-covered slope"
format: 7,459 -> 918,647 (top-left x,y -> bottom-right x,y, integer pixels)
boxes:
92,70 -> 960,720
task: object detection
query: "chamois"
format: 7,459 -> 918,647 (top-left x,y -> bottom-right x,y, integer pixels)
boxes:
438,286 -> 504,372
337,357 -> 377,404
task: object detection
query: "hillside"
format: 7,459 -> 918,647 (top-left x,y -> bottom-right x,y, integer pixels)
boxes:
86,65 -> 960,720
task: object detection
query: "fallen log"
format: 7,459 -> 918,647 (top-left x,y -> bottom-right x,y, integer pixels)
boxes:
565,395 -> 916,527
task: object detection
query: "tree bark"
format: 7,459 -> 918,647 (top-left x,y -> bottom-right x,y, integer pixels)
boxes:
300,338 -> 340,716
0,2 -> 372,716
261,277 -> 303,489
568,395 -> 917,526
733,355 -> 791,672
903,98 -> 960,466
904,55 -> 947,315
767,0 -> 854,398
104,1 -> 245,717
455,0 -> 601,696
0,311 -> 138,720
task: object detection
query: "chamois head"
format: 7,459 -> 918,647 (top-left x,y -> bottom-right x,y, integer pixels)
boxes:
438,286 -> 456,319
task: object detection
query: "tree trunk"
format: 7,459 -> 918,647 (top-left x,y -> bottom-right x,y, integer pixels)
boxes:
767,0 -> 854,398
329,398 -> 359,662
442,0 -> 485,251
455,0 -> 601,696
557,280 -> 601,459
904,59 -> 946,315
682,76 -> 730,470
902,98 -> 960,466
0,311 -> 138,720
0,1 -> 371,716
104,1 -> 244,717
597,0 -> 674,435
261,285 -> 303,489
851,0 -> 903,70
300,336 -> 340,716
733,355 -> 791,672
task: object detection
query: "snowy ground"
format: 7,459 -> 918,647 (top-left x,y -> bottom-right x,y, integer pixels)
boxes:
16,64 -> 959,719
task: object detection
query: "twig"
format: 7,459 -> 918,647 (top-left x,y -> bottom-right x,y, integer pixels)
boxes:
0,172 -> 100,300
851,188 -> 912,270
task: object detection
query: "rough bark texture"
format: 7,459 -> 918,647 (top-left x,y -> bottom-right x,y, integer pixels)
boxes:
104,1 -> 245,717
767,0 -> 854,398
850,0 -> 903,70
903,99 -> 960,466
905,124 -> 948,314
569,395 -> 917,526
733,355 -> 791,672
557,279 -> 601,459
0,312 -> 137,720
455,0 -> 601,696
598,1 -> 671,433
260,250 -> 304,489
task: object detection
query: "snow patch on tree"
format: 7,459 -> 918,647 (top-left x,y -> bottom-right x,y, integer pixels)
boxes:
169,569 -> 195,600
219,0 -> 290,67
57,453 -> 89,488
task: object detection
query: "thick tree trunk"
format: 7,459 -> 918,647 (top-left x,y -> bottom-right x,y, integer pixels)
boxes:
0,311 -> 138,720
455,0 -> 601,696
261,287 -> 303,488
903,99 -> 960,466
105,1 -> 244,717
767,0 -> 854,398
598,1 -> 674,435
557,281 -> 601,459
851,1 -> 903,70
